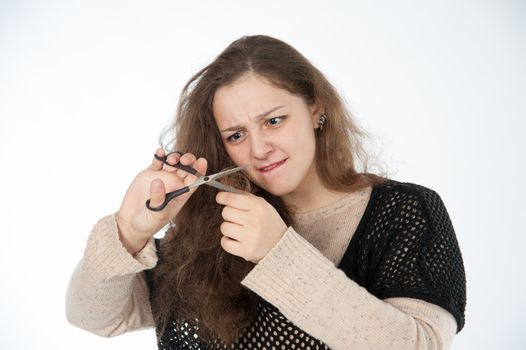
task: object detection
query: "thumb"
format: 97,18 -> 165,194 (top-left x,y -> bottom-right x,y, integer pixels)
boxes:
149,178 -> 166,208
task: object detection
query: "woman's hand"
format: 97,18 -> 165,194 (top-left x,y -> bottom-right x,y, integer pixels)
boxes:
216,191 -> 288,263
116,148 -> 207,254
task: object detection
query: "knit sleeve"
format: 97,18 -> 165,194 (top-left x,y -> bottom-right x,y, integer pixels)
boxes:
360,183 -> 466,331
241,227 -> 458,350
65,213 -> 157,336
241,183 -> 466,349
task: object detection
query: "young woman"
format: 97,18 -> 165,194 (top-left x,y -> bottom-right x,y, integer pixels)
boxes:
66,35 -> 466,349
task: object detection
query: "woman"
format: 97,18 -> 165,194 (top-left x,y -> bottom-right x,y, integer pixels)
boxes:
66,35 -> 466,349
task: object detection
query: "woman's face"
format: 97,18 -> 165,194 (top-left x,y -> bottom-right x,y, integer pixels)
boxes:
212,73 -> 321,198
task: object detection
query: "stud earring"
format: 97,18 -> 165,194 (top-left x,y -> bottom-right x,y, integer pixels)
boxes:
316,114 -> 327,133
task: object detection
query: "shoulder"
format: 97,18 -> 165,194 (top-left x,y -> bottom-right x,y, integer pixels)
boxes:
344,179 -> 449,264
372,178 -> 442,199
363,179 -> 458,251
369,179 -> 449,220
353,180 -> 466,332
352,178 -> 460,274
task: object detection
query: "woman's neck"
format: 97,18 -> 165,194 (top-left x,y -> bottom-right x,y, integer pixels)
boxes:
282,175 -> 348,214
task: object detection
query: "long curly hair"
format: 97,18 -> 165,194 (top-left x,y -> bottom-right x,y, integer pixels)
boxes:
151,35 -> 388,344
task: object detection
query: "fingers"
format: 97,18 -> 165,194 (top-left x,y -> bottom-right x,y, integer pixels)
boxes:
220,221 -> 244,241
148,148 -> 166,170
220,236 -> 243,257
174,153 -> 196,177
148,178 -> 166,209
194,157 -> 208,176
164,152 -> 205,175
149,149 -> 207,179
181,157 -> 206,186
216,191 -> 253,211
178,153 -> 197,166
221,205 -> 249,224
165,152 -> 182,170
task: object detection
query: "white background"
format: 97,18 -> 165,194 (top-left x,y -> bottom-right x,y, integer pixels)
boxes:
1,0 -> 525,349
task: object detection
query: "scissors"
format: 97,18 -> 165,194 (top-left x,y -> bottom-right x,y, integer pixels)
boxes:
146,152 -> 249,211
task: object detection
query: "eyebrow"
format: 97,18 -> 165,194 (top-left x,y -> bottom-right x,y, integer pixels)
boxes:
220,105 -> 285,133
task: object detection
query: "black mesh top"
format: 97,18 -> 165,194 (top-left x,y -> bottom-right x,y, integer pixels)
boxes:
146,180 -> 466,349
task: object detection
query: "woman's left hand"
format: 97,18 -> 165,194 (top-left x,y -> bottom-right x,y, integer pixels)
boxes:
216,191 -> 288,263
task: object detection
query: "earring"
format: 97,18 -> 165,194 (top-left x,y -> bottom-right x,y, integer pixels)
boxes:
316,114 -> 327,133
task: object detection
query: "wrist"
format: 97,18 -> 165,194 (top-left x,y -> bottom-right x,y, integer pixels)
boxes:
115,213 -> 148,255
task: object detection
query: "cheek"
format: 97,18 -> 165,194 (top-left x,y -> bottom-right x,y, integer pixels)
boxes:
224,144 -> 248,165
288,124 -> 316,150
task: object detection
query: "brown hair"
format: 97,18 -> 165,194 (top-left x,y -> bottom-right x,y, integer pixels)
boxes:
152,35 -> 388,344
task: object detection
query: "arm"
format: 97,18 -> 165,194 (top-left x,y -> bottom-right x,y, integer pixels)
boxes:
65,214 -> 157,337
66,149 -> 209,337
241,227 -> 457,350
241,185 -> 466,350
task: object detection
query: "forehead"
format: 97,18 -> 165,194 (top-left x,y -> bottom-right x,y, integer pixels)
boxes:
212,73 -> 302,125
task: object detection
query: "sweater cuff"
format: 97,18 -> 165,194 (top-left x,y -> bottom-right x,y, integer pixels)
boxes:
84,213 -> 158,281
241,226 -> 338,319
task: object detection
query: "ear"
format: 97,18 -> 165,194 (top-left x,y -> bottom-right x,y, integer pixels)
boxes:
309,101 -> 324,129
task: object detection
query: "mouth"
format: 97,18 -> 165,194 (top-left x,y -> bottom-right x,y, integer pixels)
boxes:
257,159 -> 287,173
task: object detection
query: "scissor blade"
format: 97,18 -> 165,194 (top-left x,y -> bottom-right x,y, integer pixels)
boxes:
209,165 -> 250,181
206,180 -> 241,193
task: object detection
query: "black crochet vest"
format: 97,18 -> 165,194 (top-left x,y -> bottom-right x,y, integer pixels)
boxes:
145,180 -> 466,349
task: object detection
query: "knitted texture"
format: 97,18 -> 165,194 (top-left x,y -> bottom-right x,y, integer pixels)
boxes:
154,300 -> 330,349
66,214 -> 157,336
338,181 -> 466,331
146,180 -> 466,349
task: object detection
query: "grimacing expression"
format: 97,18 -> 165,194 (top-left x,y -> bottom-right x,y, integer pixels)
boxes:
212,73 -> 322,198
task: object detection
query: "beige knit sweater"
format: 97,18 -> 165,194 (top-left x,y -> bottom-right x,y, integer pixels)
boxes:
66,186 -> 458,349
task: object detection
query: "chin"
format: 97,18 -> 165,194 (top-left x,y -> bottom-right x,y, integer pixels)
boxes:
252,181 -> 295,197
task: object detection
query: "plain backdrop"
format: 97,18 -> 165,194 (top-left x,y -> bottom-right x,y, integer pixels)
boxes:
1,0 -> 525,349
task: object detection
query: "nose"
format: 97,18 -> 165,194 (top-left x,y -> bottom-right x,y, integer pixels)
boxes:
250,131 -> 273,160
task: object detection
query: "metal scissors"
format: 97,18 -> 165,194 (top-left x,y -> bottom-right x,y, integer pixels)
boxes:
146,152 -> 249,211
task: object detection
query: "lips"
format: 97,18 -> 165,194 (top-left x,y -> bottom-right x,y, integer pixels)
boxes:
258,159 -> 287,172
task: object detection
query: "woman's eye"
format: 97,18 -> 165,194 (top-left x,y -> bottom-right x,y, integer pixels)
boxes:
226,131 -> 243,142
266,116 -> 285,126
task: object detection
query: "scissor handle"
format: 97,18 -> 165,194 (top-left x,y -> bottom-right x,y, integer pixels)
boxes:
154,153 -> 199,175
145,186 -> 191,211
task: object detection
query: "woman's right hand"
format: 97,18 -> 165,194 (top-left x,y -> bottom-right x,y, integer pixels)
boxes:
115,148 -> 208,254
